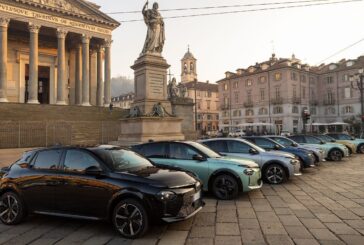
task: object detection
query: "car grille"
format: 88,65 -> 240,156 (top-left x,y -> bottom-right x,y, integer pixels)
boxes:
177,190 -> 202,218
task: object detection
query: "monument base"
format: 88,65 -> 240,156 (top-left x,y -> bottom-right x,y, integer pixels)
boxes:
170,97 -> 197,140
115,117 -> 185,146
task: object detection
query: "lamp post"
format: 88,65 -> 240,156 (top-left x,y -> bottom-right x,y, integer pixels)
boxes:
194,78 -> 198,131
349,68 -> 364,138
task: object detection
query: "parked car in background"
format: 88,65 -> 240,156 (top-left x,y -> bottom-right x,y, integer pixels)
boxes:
132,141 -> 262,200
288,135 -> 349,161
266,136 -> 325,164
199,138 -> 301,185
326,133 -> 364,154
314,134 -> 356,155
242,136 -> 316,168
0,146 -> 203,239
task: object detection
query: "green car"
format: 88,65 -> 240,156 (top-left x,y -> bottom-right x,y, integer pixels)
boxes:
288,135 -> 349,161
327,133 -> 364,154
132,141 -> 262,200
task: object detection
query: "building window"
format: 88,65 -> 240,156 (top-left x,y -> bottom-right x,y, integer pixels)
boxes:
234,92 -> 239,104
245,109 -> 254,116
258,107 -> 268,115
224,83 -> 228,91
344,106 -> 354,114
292,106 -> 299,114
260,89 -> 265,101
275,87 -> 281,99
234,81 -> 238,89
197,100 -> 201,109
310,107 -> 317,115
344,87 -> 353,99
300,74 -> 306,83
326,76 -> 333,84
302,87 -> 306,99
223,97 -> 229,108
207,100 -> 211,110
246,79 -> 252,87
292,86 -> 297,99
325,107 -> 336,115
259,76 -> 266,83
246,91 -> 252,103
208,91 -> 212,97
291,72 -> 297,81
273,106 -> 283,114
274,72 -> 282,81
207,114 -> 212,120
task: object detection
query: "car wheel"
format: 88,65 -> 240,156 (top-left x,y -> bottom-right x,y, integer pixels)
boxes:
0,192 -> 26,225
212,174 -> 239,200
328,149 -> 343,161
112,198 -> 149,239
358,144 -> 364,154
264,164 -> 287,185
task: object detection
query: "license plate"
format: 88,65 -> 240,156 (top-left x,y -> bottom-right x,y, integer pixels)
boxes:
192,191 -> 201,202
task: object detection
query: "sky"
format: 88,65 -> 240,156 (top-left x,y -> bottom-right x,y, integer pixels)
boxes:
91,0 -> 364,83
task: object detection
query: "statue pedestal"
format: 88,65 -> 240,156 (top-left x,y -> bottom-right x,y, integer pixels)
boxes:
116,117 -> 185,146
170,97 -> 197,140
131,54 -> 172,115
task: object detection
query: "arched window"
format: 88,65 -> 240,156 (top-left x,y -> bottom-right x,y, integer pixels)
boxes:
184,63 -> 188,73
245,109 -> 254,116
190,62 -> 194,72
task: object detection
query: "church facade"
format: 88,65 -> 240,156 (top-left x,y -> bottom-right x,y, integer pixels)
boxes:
0,0 -> 119,106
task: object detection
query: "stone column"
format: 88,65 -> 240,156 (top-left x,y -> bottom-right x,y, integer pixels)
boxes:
89,49 -> 95,105
0,18 -> 10,103
104,39 -> 112,106
96,46 -> 103,106
81,34 -> 91,106
27,23 -> 41,104
75,44 -> 82,105
56,28 -> 68,105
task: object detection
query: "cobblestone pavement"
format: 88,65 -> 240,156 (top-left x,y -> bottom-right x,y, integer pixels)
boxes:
1,149 -> 364,244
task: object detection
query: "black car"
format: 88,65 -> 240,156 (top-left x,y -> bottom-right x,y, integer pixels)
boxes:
0,146 -> 203,239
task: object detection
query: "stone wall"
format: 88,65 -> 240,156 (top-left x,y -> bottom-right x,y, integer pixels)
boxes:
0,103 -> 128,148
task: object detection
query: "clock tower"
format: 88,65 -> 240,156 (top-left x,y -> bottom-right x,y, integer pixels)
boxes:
181,46 -> 197,83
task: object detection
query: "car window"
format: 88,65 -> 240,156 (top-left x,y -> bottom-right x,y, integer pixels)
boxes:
64,150 -> 100,173
32,149 -> 62,170
305,136 -> 322,144
290,136 -> 304,143
254,138 -> 276,149
204,141 -> 228,152
338,134 -> 351,140
141,143 -> 167,158
272,137 -> 291,147
227,141 -> 251,154
170,143 -> 199,160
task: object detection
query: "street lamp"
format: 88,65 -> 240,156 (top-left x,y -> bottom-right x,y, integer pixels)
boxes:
349,69 -> 364,138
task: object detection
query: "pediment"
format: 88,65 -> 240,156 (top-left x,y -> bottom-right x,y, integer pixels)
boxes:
14,0 -> 119,28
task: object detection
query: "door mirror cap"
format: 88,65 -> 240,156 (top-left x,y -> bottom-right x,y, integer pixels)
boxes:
320,141 -> 325,144
192,154 -> 206,161
249,148 -> 259,155
85,166 -> 104,176
274,145 -> 281,150
351,137 -> 355,140
292,143 -> 298,147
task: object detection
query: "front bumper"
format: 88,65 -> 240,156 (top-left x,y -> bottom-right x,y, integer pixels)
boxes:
302,154 -> 316,168
291,159 -> 302,176
242,167 -> 263,192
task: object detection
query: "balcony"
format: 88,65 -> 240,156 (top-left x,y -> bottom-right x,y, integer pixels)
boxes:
291,97 -> 301,104
323,99 -> 336,106
243,101 -> 254,108
271,97 -> 283,105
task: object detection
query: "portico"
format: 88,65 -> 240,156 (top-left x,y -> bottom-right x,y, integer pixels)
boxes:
0,0 -> 119,106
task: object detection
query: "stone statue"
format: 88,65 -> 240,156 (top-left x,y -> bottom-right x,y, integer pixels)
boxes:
178,83 -> 187,98
129,106 -> 142,118
142,1 -> 165,54
167,78 -> 179,99
150,103 -> 165,117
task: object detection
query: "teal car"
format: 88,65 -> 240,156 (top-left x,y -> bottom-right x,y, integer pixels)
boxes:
327,133 -> 364,154
289,135 -> 349,161
131,141 -> 262,200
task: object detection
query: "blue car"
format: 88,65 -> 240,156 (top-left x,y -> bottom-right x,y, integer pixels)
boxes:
242,136 -> 316,168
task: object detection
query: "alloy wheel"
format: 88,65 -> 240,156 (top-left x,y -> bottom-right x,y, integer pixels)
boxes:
213,175 -> 238,200
0,194 -> 20,224
265,165 -> 285,184
114,203 -> 143,238
359,144 -> 364,154
329,150 -> 342,161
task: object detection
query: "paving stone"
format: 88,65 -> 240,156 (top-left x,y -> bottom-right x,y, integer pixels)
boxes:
158,230 -> 189,245
274,208 -> 293,215
299,218 -> 326,229
238,218 -> 260,230
338,235 -> 364,245
309,228 -> 339,241
315,213 -> 341,223
292,210 -> 315,218
216,223 -> 240,235
237,208 -> 256,219
344,219 -> 364,229
256,211 -> 280,222
278,215 -> 302,226
217,209 -> 237,223
260,222 -> 287,235
332,210 -> 361,220
241,229 -> 266,244
168,218 -> 194,231
284,226 -> 313,239
189,226 -> 215,238
200,206 -> 216,213
193,212 -> 216,226
293,238 -> 320,245
186,238 -> 214,245
215,235 -> 242,245
265,234 -> 294,245
324,222 -> 359,235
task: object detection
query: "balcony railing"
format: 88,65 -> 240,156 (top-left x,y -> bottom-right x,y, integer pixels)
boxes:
271,97 -> 283,105
323,99 -> 336,105
243,101 -> 254,108
291,97 -> 301,104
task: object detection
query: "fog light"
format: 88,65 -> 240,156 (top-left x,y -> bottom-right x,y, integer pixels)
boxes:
244,168 -> 255,176
157,191 -> 176,201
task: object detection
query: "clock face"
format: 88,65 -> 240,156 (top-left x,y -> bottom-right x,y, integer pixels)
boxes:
329,64 -> 337,70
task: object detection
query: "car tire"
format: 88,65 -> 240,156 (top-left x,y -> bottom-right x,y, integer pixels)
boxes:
358,144 -> 364,154
263,164 -> 287,185
0,191 -> 26,225
212,174 -> 239,200
112,198 -> 149,239
328,149 -> 343,161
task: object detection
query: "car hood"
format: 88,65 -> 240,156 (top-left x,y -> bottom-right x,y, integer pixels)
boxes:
264,150 -> 296,159
352,139 -> 364,145
324,143 -> 346,149
209,156 -> 259,168
111,166 -> 197,188
280,147 -> 309,155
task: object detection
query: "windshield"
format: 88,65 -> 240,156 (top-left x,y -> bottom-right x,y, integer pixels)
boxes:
108,150 -> 152,171
187,141 -> 222,158
273,137 -> 295,147
338,134 -> 352,140
306,136 -> 323,144
318,135 -> 336,142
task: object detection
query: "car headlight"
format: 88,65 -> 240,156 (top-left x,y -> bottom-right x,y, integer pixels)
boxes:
290,159 -> 298,165
244,168 -> 255,176
196,181 -> 202,189
157,191 -> 177,201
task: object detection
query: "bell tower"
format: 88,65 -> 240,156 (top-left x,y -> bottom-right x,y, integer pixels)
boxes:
181,46 -> 197,83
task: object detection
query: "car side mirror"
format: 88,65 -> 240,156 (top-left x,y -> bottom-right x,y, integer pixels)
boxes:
320,141 -> 325,145
274,145 -> 281,150
18,162 -> 30,169
351,137 -> 355,140
85,166 -> 104,176
292,143 -> 298,147
249,148 -> 259,155
192,154 -> 206,161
